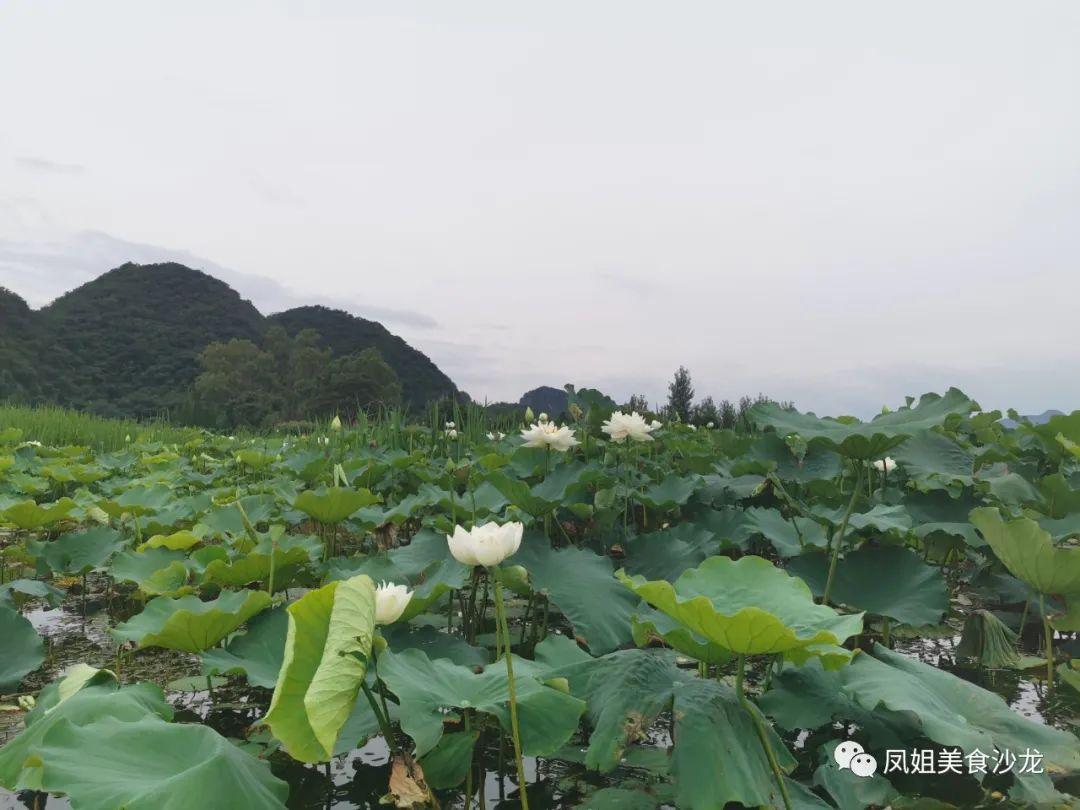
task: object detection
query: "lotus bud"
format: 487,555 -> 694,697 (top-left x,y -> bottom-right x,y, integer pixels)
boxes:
524,406 -> 534,423
538,412 -> 549,424
330,415 -> 342,431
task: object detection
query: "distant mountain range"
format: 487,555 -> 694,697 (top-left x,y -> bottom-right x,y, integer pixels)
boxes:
0,262 -> 460,418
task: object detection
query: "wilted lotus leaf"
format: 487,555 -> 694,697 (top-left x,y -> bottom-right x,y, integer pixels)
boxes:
618,555 -> 862,661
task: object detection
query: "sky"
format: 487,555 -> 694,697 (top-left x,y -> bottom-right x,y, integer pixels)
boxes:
2,2 -> 1079,417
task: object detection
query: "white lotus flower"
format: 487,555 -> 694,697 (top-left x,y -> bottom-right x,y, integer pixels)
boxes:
687,424 -> 697,431
487,431 -> 505,441
374,581 -> 412,625
447,522 -> 524,567
445,428 -> 458,439
330,415 -> 342,431
650,420 -> 662,431
520,421 -> 579,452
706,422 -> 715,429
538,412 -> 549,423
602,411 -> 659,443
445,421 -> 456,430
873,457 -> 897,473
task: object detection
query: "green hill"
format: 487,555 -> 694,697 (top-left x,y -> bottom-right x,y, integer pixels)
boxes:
0,263 -> 459,419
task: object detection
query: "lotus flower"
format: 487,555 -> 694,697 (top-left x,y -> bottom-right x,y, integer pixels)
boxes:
872,457 -> 897,473
520,421 -> 579,452
445,421 -> 456,429
524,406 -> 534,423
538,412 -> 549,423
330,415 -> 342,431
602,411 -> 659,443
487,431 -> 505,441
706,422 -> 715,429
447,521 -> 524,567
445,429 -> 458,439
374,581 -> 412,625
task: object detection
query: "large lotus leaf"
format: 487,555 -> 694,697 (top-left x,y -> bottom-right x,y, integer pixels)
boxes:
201,546 -> 311,590
634,474 -> 701,510
34,526 -> 127,576
769,644 -> 1080,802
0,682 -> 172,790
293,487 -> 381,524
34,716 -> 288,809
110,548 -> 190,595
631,607 -> 731,665
112,590 -> 271,652
418,730 -> 480,789
138,529 -> 203,551
750,389 -> 978,459
970,507 -> 1080,622
1019,410 -> 1080,460
619,555 -> 863,658
892,429 -> 975,491
110,484 -> 174,516
750,431 -> 843,483
813,740 -> 898,810
622,523 -> 717,582
742,507 -> 827,557
515,537 -> 638,654
378,647 -> 585,757
531,460 -> 600,506
382,623 -> 489,668
0,578 -> 66,609
846,504 -> 913,535
542,642 -> 794,806
264,575 -> 377,763
485,471 -> 560,517
202,606 -> 289,688
1033,472 -> 1080,519
2,497 -> 77,530
671,676 -> 796,810
0,603 -> 45,691
785,546 -> 948,627
903,489 -> 983,546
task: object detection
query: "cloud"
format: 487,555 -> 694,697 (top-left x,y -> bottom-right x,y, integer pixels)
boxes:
15,157 -> 85,175
0,230 -> 439,329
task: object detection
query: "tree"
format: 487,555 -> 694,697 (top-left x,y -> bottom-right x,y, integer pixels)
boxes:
627,393 -> 650,414
309,348 -> 403,419
667,366 -> 694,423
195,339 -> 280,428
718,399 -> 737,429
692,396 -> 719,426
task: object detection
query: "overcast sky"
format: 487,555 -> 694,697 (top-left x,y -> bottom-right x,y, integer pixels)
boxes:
2,2 -> 1079,416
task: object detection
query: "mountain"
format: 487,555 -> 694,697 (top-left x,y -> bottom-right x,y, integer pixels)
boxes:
0,287 -> 44,400
268,306 -> 457,410
0,263 -> 459,419
519,385 -> 569,417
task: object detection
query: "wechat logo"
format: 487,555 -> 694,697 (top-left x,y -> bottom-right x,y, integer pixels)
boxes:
835,741 -> 878,778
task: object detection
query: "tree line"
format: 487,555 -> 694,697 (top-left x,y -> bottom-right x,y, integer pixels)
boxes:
192,326 -> 402,429
627,366 -> 792,431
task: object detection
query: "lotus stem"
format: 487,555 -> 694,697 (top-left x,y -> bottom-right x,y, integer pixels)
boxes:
735,655 -> 792,810
491,567 -> 529,810
360,677 -> 398,756
1041,595 -> 1054,691
823,462 -> 864,606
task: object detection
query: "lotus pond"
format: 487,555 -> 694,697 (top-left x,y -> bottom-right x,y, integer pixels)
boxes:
1,390 -> 1079,809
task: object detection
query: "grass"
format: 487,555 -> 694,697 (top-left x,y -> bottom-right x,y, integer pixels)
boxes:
0,404 -> 202,451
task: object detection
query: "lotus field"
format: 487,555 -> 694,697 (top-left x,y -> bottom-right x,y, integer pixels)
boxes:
2,389 -> 1080,809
